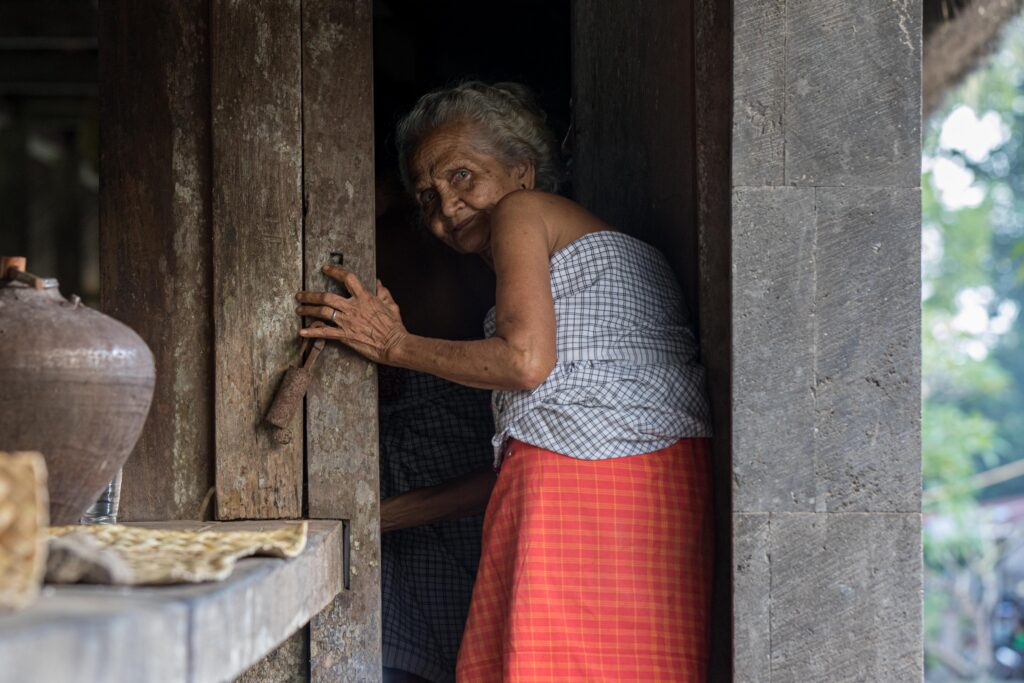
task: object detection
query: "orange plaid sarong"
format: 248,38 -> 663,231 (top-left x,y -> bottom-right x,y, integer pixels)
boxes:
456,438 -> 714,682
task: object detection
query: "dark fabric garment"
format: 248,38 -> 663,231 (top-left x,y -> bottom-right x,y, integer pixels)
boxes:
379,367 -> 495,683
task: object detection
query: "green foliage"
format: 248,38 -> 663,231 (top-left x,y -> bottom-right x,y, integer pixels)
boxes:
923,403 -> 997,492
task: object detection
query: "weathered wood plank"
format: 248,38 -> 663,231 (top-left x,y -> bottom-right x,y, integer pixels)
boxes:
98,0 -> 214,522
181,522 -> 341,682
211,0 -> 304,520
0,521 -> 343,683
694,0 -> 734,677
0,594 -> 189,683
301,1 -> 381,680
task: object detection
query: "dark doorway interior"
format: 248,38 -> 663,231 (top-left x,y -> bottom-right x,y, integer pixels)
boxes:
372,0 -> 572,339
373,1 -> 571,182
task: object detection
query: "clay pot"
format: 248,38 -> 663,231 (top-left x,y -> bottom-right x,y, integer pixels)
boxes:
0,259 -> 155,524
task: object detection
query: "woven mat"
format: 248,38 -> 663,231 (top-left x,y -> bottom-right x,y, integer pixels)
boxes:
46,522 -> 308,585
0,452 -> 48,609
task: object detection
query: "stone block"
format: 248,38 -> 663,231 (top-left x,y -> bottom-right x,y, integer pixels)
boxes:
732,187 -> 817,512
734,513 -> 771,683
769,512 -> 922,682
814,188 -> 921,512
785,1 -> 921,186
733,0 -> 786,186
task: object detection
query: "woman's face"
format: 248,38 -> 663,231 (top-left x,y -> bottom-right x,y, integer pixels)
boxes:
408,121 -> 533,255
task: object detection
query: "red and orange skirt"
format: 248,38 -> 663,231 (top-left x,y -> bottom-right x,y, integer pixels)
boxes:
456,438 -> 714,682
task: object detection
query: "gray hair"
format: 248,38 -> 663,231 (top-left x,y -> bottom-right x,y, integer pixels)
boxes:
395,81 -> 563,194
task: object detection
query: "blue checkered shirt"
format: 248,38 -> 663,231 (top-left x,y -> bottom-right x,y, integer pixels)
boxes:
484,231 -> 712,465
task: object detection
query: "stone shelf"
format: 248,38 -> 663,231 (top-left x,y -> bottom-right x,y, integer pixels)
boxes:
0,520 -> 344,683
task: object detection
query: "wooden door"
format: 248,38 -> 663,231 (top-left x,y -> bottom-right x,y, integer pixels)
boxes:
100,1 -> 381,679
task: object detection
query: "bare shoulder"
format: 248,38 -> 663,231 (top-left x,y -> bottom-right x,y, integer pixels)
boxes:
492,190 -> 613,254
492,189 -> 564,216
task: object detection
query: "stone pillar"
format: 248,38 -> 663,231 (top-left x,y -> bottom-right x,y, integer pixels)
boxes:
708,1 -> 923,679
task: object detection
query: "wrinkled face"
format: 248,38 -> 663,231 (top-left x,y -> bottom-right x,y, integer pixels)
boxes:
408,121 -> 532,255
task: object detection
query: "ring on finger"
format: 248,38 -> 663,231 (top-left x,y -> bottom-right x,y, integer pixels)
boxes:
331,309 -> 337,323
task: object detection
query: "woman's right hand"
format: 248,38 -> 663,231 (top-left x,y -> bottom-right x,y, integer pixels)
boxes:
295,265 -> 409,365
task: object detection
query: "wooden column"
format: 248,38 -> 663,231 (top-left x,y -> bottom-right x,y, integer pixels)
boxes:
99,0 -> 214,523
302,2 -> 381,679
209,1 -> 309,678
693,0 -> 734,679
211,0 -> 304,522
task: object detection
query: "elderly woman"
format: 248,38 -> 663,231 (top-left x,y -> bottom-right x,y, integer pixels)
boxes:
297,81 -> 714,682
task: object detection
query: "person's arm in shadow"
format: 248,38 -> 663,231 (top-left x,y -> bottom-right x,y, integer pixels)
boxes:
380,467 -> 497,534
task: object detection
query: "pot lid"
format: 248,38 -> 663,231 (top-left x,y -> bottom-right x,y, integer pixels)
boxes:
1,256 -> 60,291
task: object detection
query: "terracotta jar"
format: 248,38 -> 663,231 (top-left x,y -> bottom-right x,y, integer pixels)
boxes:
0,258 -> 155,524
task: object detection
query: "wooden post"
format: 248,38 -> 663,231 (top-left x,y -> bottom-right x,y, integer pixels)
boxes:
211,0 -> 304,522
693,1 -> 734,678
302,2 -> 381,680
99,0 -> 214,523
209,2 -> 309,676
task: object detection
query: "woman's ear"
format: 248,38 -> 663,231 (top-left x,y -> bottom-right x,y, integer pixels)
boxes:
514,162 -> 536,190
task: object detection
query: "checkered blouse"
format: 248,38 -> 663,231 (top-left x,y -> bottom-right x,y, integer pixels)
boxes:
484,230 -> 712,466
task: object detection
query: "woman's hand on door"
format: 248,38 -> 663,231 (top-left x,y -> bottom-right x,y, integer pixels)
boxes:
295,265 -> 408,365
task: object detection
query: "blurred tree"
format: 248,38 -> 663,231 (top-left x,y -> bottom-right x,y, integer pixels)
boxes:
924,15 -> 1024,680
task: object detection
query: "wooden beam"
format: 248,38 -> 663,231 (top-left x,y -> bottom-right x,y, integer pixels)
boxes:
301,1 -> 381,680
98,0 -> 214,522
211,0 -> 304,521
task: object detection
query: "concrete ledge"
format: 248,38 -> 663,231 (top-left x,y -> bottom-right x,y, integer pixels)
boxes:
0,520 -> 344,683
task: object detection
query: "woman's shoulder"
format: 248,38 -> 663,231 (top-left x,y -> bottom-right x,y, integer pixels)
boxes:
493,190 -> 615,256
494,188 -> 568,213
491,190 -> 571,233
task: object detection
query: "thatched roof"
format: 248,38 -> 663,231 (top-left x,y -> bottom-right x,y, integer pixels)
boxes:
924,0 -> 1024,116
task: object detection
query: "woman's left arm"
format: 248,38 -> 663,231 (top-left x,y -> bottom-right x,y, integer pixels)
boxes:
295,192 -> 557,392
